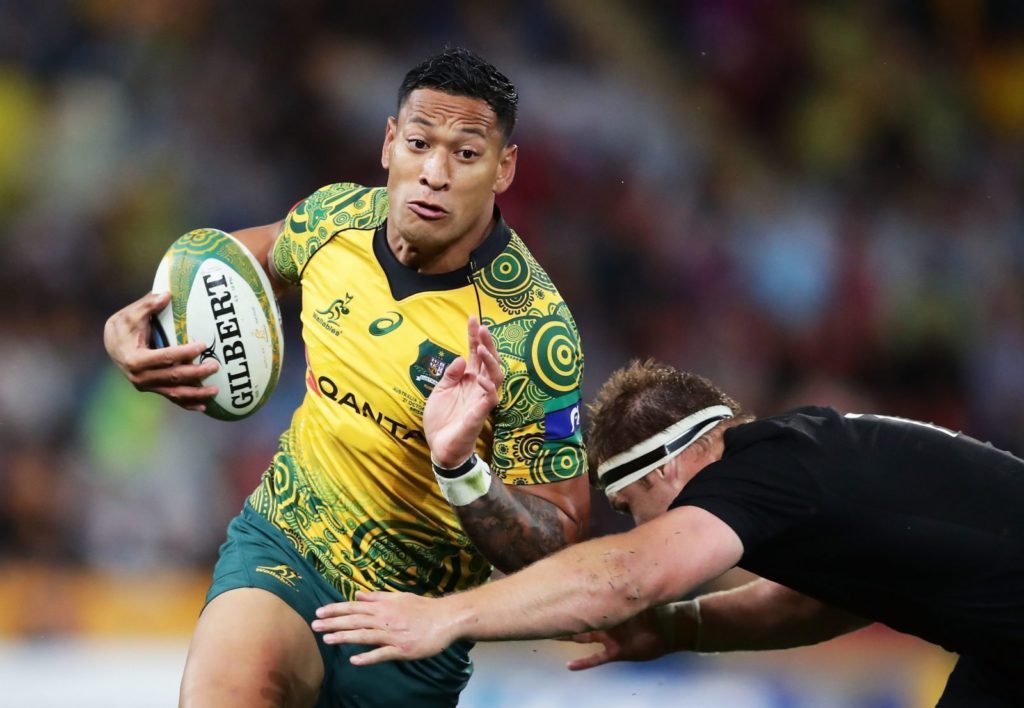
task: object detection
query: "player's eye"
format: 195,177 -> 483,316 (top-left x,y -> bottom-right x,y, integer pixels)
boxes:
409,139 -> 428,150
458,149 -> 478,160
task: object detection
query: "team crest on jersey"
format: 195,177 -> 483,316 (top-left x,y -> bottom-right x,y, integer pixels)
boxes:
313,294 -> 354,336
410,340 -> 459,396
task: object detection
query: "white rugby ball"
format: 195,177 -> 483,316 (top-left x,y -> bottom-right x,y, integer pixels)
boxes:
150,228 -> 284,421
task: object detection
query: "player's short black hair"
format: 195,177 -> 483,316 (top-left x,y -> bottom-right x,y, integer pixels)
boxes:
587,360 -> 750,488
399,46 -> 518,143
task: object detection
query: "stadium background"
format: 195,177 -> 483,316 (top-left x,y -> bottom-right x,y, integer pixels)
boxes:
1,1 -> 1022,705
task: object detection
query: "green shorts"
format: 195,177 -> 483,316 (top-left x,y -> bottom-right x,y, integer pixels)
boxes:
206,503 -> 474,708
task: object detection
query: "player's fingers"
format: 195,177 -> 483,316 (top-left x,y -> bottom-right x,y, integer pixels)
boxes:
476,344 -> 503,387
477,323 -> 495,353
312,616 -> 374,634
349,644 -> 405,666
566,648 -> 612,672
122,341 -> 212,375
151,385 -> 219,405
316,596 -> 382,618
321,628 -> 388,647
471,349 -> 500,410
104,294 -> 171,357
107,293 -> 169,338
122,292 -> 172,326
465,317 -> 479,363
150,383 -> 219,398
467,325 -> 482,375
435,357 -> 467,392
130,360 -> 219,388
473,375 -> 497,407
478,325 -> 500,370
557,632 -> 598,645
317,602 -> 362,618
130,370 -> 218,396
353,591 -> 397,602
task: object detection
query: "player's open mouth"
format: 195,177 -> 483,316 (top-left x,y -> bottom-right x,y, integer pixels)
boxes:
408,201 -> 448,220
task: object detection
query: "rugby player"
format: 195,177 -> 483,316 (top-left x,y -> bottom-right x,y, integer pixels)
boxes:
104,47 -> 589,707
315,360 -> 1024,706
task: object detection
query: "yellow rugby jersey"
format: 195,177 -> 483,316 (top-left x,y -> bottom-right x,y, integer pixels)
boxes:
248,183 -> 585,599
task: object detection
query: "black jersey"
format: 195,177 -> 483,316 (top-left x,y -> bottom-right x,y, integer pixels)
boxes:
671,406 -> 1024,660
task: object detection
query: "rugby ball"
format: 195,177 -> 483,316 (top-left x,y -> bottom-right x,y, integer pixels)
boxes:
150,228 -> 284,421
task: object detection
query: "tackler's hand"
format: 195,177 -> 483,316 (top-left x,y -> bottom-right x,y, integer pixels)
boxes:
313,591 -> 459,666
562,608 -> 673,671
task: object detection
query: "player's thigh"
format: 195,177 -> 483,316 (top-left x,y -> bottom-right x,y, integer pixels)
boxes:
180,587 -> 324,708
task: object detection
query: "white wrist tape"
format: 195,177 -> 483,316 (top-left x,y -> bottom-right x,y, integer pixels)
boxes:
654,598 -> 703,653
432,454 -> 492,506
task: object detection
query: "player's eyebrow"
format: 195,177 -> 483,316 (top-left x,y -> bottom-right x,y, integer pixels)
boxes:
408,114 -> 487,139
408,115 -> 435,129
457,125 -> 487,139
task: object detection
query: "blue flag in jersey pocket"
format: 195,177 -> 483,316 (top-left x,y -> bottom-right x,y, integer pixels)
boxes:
544,391 -> 582,442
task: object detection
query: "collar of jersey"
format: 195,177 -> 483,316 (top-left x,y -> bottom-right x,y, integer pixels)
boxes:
374,205 -> 512,301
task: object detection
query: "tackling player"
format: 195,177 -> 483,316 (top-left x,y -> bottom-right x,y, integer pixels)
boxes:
315,360 -> 1024,707
103,47 -> 589,707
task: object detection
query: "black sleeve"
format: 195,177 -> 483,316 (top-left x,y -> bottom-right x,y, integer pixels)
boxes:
670,442 -> 823,556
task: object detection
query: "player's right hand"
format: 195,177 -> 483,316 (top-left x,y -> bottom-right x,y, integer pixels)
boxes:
103,292 -> 220,412
423,316 -> 504,468
562,608 -> 671,671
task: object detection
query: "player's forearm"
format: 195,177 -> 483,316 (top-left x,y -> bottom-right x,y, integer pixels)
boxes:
455,482 -> 578,573
681,579 -> 869,653
441,529 -> 670,643
439,509 -> 737,644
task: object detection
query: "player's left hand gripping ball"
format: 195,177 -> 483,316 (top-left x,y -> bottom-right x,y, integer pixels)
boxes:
150,228 -> 284,421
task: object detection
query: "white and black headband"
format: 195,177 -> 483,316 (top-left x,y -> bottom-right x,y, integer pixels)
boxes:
596,405 -> 734,497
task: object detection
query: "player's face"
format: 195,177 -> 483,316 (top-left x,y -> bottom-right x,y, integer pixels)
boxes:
608,467 -> 680,526
382,88 -> 517,272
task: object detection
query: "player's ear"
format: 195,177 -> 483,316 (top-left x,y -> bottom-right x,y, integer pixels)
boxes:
493,143 -> 517,195
663,456 -> 687,488
382,116 -> 397,170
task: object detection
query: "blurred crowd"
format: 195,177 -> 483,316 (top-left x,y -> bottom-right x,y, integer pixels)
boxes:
1,0 -> 1022,571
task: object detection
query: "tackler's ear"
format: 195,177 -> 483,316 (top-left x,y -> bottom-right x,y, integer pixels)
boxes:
662,455 -> 686,483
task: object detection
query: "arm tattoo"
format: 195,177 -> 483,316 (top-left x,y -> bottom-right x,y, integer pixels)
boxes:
455,482 -> 568,574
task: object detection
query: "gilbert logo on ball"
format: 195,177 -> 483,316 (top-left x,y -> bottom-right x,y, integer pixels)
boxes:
150,228 -> 284,421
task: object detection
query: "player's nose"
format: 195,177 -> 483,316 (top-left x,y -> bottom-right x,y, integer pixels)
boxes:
419,152 -> 450,190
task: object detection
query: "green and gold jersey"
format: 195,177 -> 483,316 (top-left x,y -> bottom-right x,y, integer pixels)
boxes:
248,183 -> 585,599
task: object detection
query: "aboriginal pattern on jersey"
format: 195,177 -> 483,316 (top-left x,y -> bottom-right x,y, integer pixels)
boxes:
480,234 -> 585,484
250,431 -> 492,600
475,233 -> 554,315
272,183 -> 388,284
